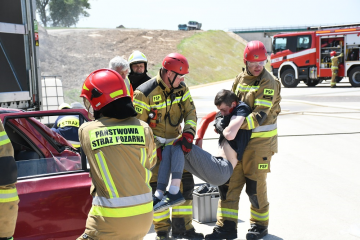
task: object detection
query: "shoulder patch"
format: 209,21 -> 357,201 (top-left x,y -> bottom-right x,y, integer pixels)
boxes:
136,78 -> 158,97
264,89 -> 274,95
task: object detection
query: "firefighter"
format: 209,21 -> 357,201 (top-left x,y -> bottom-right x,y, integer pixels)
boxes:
330,51 -> 343,88
205,41 -> 281,240
109,56 -> 134,99
133,53 -> 203,240
51,103 -> 81,149
128,50 -> 151,90
77,69 -> 156,240
0,119 -> 19,240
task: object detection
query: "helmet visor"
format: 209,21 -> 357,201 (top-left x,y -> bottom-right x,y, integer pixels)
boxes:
247,60 -> 267,67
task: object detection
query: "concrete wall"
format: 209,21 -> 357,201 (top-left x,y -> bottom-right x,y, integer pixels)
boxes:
234,32 -> 273,53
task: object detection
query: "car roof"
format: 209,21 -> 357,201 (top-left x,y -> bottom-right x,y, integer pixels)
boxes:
0,108 -> 23,114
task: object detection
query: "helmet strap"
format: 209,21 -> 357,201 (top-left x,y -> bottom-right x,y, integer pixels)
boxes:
168,72 -> 178,89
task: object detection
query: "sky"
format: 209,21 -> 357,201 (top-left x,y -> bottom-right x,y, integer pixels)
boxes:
74,0 -> 360,31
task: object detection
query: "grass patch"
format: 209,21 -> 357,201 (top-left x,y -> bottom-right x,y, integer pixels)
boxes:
64,88 -> 82,104
177,30 -> 246,86
148,63 -> 162,78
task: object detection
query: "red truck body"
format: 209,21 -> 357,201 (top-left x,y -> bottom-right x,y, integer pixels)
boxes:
271,27 -> 360,87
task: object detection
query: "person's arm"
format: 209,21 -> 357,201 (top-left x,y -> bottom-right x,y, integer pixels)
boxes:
223,115 -> 245,141
181,85 -> 197,137
239,78 -> 277,130
133,90 -> 150,122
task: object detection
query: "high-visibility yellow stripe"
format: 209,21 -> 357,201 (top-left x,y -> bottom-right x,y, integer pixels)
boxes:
251,209 -> 269,221
182,91 -> 192,101
172,205 -> 192,215
251,129 -> 277,139
90,201 -> 152,218
95,151 -> 119,198
246,115 -> 255,130
153,208 -> 170,222
110,89 -> 124,98
0,188 -> 19,203
140,148 -> 146,167
133,99 -> 150,111
217,208 -> 238,219
185,120 -> 197,128
0,131 -> 11,146
254,99 -> 272,108
83,83 -> 89,91
124,77 -> 131,96
151,148 -> 156,164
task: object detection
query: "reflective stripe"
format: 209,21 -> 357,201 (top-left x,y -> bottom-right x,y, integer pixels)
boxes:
0,188 -> 19,203
251,209 -> 269,221
150,97 -> 182,110
89,126 -> 145,150
83,83 -> 89,91
0,131 -> 10,146
67,140 -> 81,148
254,99 -> 272,108
236,84 -> 260,95
151,148 -> 156,164
246,115 -> 255,130
145,169 -> 152,190
140,148 -> 146,167
92,192 -> 152,207
217,208 -> 238,219
185,120 -> 197,128
90,201 -> 152,218
172,205 -> 192,215
153,208 -> 170,221
133,99 -> 150,111
251,129 -> 277,139
252,123 -> 277,133
57,116 -> 79,128
124,77 -> 131,96
95,151 -> 119,198
331,66 -> 338,70
110,89 -> 124,98
182,90 -> 191,101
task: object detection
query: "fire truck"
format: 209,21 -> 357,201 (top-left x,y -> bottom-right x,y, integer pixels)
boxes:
271,26 -> 360,88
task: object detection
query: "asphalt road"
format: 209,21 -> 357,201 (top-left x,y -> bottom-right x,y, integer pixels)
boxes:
145,78 -> 360,240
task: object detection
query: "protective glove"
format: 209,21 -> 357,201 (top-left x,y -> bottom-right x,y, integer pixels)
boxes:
214,117 -> 225,134
173,132 -> 194,154
157,147 -> 163,162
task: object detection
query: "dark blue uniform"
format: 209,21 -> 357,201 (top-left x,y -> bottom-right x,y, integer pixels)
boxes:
51,115 -> 80,148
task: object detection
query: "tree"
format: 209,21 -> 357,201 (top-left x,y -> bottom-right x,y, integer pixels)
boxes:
36,0 -> 50,27
36,0 -> 90,27
50,0 -> 90,27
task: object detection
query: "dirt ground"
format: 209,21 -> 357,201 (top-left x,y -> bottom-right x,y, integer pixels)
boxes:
38,27 -> 198,91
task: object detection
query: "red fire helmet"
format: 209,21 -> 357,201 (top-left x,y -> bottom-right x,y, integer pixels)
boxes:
162,53 -> 189,74
80,69 -> 130,111
244,40 -> 267,62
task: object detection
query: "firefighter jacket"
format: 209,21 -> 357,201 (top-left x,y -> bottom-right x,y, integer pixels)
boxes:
79,116 -> 156,237
232,68 -> 281,153
0,119 -> 19,238
133,71 -> 197,148
331,53 -> 343,70
52,115 -> 80,148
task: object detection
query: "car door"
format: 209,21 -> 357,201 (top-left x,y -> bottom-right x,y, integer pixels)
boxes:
1,109 -> 92,240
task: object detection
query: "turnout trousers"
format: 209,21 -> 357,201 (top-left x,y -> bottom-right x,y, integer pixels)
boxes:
216,147 -> 273,227
151,162 -> 195,233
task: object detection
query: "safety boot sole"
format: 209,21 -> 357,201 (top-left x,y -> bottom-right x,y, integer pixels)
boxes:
246,228 -> 268,240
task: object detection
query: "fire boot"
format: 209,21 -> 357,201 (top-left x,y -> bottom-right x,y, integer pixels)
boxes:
155,231 -> 170,240
172,218 -> 204,239
205,220 -> 237,239
246,224 -> 268,240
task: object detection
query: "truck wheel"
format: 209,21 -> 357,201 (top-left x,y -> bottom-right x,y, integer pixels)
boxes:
349,67 -> 360,87
305,79 -> 319,87
281,69 -> 299,88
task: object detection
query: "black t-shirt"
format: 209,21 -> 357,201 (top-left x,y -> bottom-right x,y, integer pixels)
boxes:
219,101 -> 252,161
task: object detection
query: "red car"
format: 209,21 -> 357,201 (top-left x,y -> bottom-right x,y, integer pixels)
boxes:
0,108 -> 92,239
